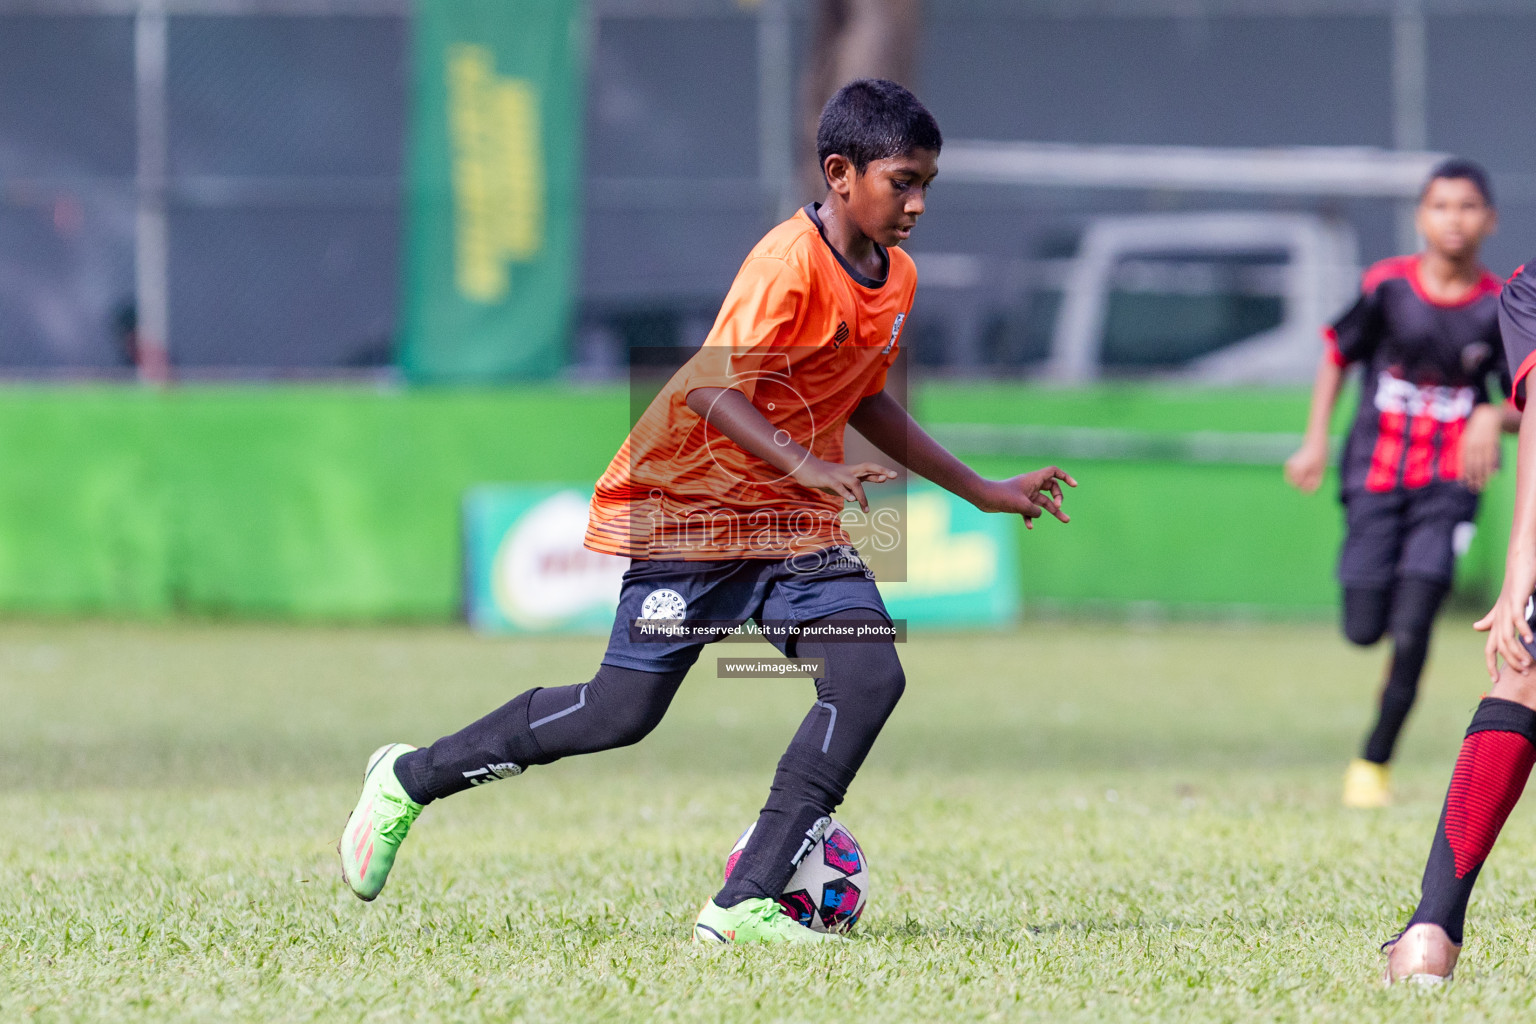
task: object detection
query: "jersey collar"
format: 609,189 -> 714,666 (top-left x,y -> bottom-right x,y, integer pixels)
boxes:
804,203 -> 888,290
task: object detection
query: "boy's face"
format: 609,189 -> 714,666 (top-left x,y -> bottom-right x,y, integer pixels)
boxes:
827,148 -> 940,247
1416,177 -> 1496,260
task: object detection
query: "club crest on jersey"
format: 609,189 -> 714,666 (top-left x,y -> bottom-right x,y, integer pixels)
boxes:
831,321 -> 850,349
640,588 -> 688,620
883,313 -> 905,353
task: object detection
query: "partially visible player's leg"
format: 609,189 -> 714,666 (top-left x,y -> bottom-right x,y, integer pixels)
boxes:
394,664 -> 691,803
1338,573 -> 1395,807
1339,488 -> 1419,810
1359,485 -> 1479,780
1340,586 -> 1396,807
1341,585 -> 1392,647
1387,664 -> 1536,983
711,607 -> 904,913
1359,576 -> 1448,765
340,558 -> 733,901
340,664 -> 688,900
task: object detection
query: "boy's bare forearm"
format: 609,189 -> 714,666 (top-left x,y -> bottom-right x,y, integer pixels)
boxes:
686,387 -> 809,475
849,391 -> 986,501
1303,354 -> 1345,444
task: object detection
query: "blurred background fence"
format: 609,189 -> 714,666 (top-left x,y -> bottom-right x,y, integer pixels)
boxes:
6,0 -> 1536,379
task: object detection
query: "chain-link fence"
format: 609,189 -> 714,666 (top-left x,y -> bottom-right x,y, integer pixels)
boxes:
0,2 -> 407,376
5,0 -> 1536,378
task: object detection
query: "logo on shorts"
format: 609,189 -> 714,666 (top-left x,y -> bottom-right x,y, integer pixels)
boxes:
832,545 -> 876,580
640,588 -> 688,620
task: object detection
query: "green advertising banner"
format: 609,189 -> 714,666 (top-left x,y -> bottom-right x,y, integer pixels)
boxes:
400,0 -> 584,381
461,483 -> 1022,634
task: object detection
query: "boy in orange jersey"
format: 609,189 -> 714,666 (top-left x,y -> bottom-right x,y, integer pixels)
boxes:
338,79 -> 1075,943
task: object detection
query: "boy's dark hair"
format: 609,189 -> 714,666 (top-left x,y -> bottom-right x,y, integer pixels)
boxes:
1422,158 -> 1494,206
816,79 -> 942,184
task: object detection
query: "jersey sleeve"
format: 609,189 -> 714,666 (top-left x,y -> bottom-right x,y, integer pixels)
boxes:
1502,264 -> 1536,409
681,255 -> 806,403
861,363 -> 891,399
1326,283 -> 1385,367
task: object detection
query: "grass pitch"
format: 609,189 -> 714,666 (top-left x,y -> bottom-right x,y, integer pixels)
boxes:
6,617 -> 1536,1021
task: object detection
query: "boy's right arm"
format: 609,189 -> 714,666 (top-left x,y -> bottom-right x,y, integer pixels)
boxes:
685,387 -> 896,512
1283,350 -> 1345,493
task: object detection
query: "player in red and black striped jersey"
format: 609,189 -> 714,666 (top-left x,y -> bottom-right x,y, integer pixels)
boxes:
1285,159 -> 1520,810
1382,259 -> 1536,983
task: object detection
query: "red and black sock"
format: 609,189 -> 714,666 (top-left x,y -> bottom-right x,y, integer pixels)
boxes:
1406,697 -> 1536,944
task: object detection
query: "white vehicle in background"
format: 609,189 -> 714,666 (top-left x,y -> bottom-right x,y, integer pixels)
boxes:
910,140 -> 1443,385
1044,211 -> 1359,384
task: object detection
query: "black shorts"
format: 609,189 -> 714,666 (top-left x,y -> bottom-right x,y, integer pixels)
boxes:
1338,482 -> 1479,589
598,545 -> 891,674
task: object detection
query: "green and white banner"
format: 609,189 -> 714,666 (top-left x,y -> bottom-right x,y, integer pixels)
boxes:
462,484 -> 1022,634
400,0 -> 584,382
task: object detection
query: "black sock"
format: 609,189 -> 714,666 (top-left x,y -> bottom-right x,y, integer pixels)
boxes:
394,690 -> 540,804
1406,697 -> 1536,944
715,613 -> 904,908
1361,577 -> 1446,765
717,748 -> 859,907
393,664 -> 686,805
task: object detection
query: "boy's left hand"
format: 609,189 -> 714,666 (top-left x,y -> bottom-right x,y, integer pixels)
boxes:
972,466 -> 1078,529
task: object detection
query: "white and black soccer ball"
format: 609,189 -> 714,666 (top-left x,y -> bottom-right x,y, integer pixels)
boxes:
722,816 -> 869,933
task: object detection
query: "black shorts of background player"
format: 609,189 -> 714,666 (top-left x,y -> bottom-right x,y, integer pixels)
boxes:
1285,159 -> 1520,809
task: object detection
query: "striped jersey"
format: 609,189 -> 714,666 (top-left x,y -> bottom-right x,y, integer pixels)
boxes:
1327,254 -> 1506,494
585,204 -> 915,560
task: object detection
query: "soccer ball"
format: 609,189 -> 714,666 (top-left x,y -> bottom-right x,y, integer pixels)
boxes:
722,816 -> 869,933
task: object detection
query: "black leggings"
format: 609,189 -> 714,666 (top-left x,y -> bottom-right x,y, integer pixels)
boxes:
394,605 -> 905,904
1343,577 -> 1449,765
394,663 -> 689,801
714,613 -> 905,906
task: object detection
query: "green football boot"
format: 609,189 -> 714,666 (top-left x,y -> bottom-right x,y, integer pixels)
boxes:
338,743 -> 423,901
693,898 -> 841,944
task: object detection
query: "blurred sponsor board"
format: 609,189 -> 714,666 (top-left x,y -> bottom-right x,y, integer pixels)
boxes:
462,484 -> 1020,634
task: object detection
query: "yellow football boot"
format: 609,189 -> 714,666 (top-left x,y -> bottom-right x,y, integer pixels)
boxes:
1342,758 -> 1392,809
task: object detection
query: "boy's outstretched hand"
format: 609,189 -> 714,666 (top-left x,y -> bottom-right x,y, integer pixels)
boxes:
970,466 -> 1078,529
1474,548 -> 1536,681
791,456 -> 898,513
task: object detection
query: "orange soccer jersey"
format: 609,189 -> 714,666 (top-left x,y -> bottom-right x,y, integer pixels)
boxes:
585,204 -> 917,560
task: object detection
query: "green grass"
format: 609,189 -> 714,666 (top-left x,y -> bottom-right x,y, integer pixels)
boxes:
7,619 -> 1536,1021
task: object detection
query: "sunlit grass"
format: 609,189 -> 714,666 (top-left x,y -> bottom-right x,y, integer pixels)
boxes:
4,619 -> 1533,1021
